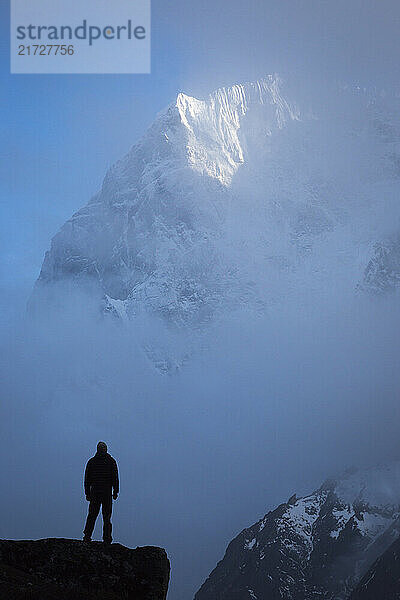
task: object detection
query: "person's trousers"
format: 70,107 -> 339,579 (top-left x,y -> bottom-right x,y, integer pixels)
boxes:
84,492 -> 113,542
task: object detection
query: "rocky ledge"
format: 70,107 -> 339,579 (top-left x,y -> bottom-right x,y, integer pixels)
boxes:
0,538 -> 170,600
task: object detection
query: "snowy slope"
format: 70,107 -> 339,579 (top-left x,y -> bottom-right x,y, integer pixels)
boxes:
31,77 -> 298,324
194,463 -> 400,600
30,77 -> 400,367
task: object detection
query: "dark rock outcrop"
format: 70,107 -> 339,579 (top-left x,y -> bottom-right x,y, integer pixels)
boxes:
0,538 -> 170,600
350,534 -> 400,600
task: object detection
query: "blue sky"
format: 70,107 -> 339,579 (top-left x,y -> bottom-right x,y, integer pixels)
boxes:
1,0 -> 400,302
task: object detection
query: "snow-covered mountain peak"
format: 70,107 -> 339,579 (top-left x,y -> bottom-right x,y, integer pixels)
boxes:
169,76 -> 299,185
30,76 -> 400,369
195,462 -> 400,600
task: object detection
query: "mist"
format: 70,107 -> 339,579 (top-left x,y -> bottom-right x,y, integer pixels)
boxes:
2,1 -> 400,598
1,264 -> 400,599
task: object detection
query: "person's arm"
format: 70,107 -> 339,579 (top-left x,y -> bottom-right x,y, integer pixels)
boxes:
84,460 -> 92,500
112,459 -> 119,498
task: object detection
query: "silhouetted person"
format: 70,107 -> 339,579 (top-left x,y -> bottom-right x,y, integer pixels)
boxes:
83,441 -> 119,544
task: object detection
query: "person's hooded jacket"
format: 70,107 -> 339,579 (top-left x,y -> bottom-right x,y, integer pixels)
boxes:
84,450 -> 119,498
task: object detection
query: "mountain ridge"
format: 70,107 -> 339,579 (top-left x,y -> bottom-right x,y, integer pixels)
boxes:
194,463 -> 400,600
29,75 -> 400,369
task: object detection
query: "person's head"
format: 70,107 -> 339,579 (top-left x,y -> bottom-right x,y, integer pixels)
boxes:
97,441 -> 107,454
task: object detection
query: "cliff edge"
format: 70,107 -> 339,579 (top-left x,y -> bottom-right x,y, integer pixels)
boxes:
0,538 -> 170,600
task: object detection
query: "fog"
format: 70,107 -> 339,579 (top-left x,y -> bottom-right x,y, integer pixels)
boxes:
2,89 -> 400,598
160,0 -> 400,102
2,1 -> 400,599
1,265 -> 400,599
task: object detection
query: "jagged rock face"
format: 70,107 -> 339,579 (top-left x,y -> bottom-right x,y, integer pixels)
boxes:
31,77 -> 299,326
30,77 -> 400,367
0,538 -> 170,600
350,533 -> 400,600
194,464 -> 400,600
